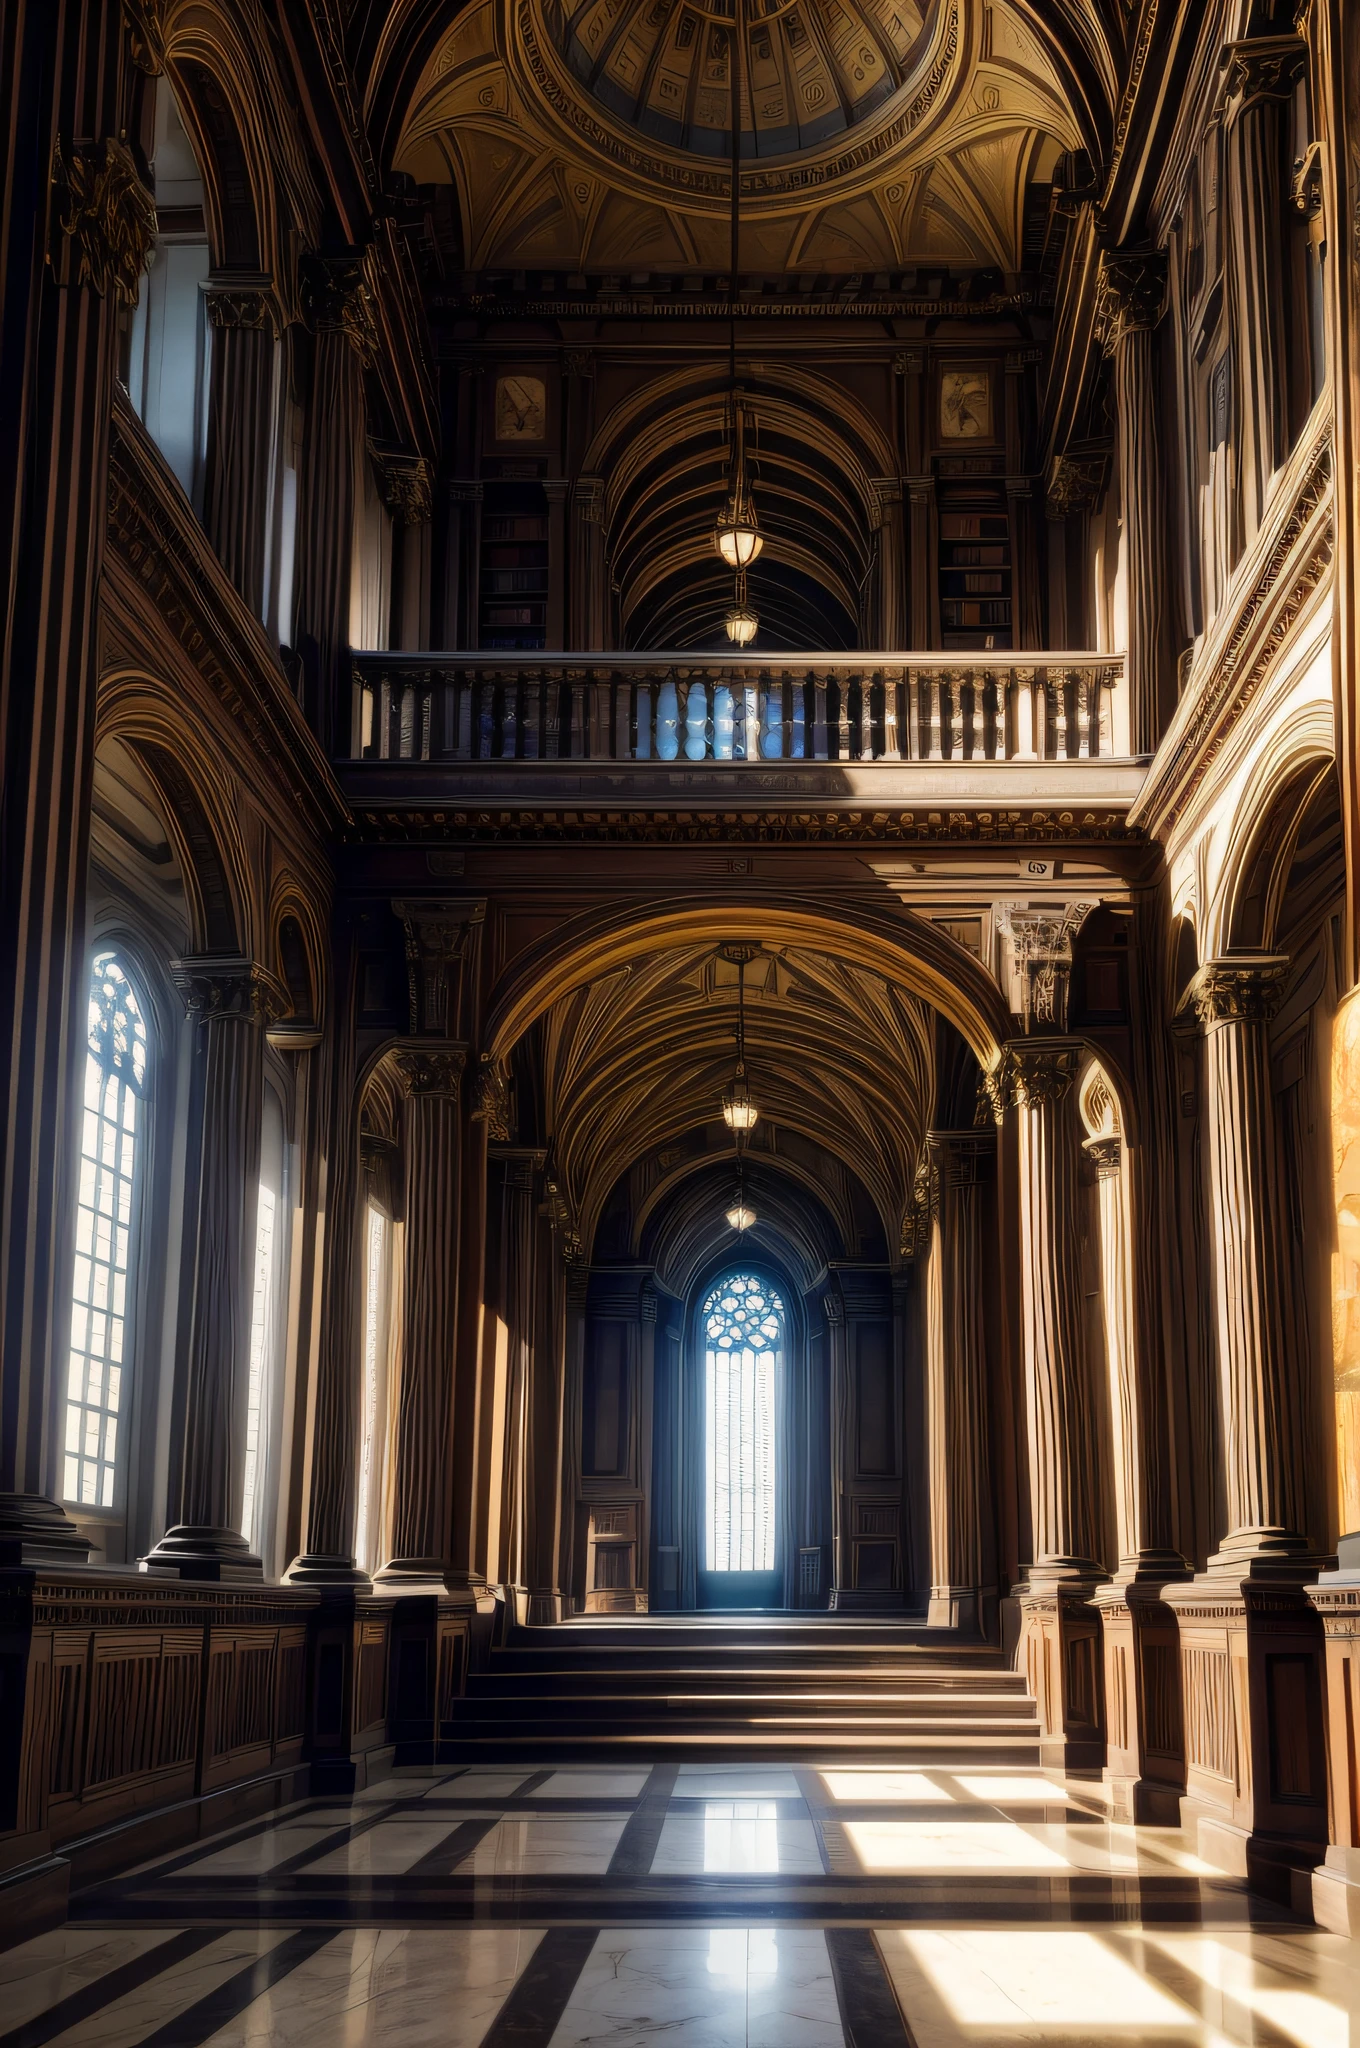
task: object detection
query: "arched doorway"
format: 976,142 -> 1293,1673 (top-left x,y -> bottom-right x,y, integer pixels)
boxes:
697,1270 -> 786,1609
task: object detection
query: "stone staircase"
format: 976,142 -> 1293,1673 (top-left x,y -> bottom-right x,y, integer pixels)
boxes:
445,1615 -> 1040,1763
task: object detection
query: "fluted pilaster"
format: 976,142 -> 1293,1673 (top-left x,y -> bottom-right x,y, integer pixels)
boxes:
376,1044 -> 466,1584
203,288 -> 276,616
143,959 -> 283,1579
1222,38 -> 1308,551
925,1130 -> 994,1630
1190,957 -> 1316,1572
1096,248 -> 1167,754
294,312 -> 365,740
996,1039 -> 1104,1584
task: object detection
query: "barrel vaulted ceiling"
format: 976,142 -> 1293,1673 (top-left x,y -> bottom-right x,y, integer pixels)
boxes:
393,0 -> 1080,272
532,942 -> 935,1263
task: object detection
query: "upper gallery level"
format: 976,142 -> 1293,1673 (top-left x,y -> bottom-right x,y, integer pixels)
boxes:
101,1 -> 1335,839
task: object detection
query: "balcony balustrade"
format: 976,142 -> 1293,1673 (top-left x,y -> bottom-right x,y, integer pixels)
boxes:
348,652 -> 1129,767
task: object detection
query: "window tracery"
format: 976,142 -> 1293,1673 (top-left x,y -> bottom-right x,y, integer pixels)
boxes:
704,1272 -> 782,1573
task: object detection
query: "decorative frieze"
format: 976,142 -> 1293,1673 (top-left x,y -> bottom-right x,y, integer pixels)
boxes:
995,902 -> 1096,1032
204,284 -> 276,333
393,1044 -> 466,1098
1186,954 -> 1290,1026
51,137 -> 156,306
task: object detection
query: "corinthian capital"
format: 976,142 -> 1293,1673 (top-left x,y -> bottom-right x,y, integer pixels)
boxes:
51,137 -> 156,307
393,898 -> 486,1036
300,251 -> 379,365
172,955 -> 288,1026
1095,248 -> 1167,355
1186,955 -> 1290,1028
991,1039 -> 1083,1115
1221,36 -> 1308,113
470,1057 -> 513,1139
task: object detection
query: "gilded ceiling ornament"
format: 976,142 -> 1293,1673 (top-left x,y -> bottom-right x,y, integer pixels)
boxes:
1186,957 -> 1291,1028
51,137 -> 157,307
1094,248 -> 1167,355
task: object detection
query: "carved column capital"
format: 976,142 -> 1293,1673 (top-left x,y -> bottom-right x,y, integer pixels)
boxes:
490,1144 -> 548,1192
392,1043 -> 466,1098
122,0 -> 167,72
470,1057 -> 514,1138
172,955 -> 287,1026
995,900 -> 1096,1032
1095,247 -> 1167,354
927,1128 -> 998,1185
1186,955 -> 1290,1028
392,898 -> 486,1036
992,1038 -> 1084,1114
540,1176 -> 582,1263
51,137 -> 156,307
300,251 -> 378,365
1221,35 -> 1308,114
1046,450 -> 1109,518
359,1128 -> 400,1175
900,1150 -> 936,1258
1083,1134 -> 1123,1178
370,443 -> 434,524
203,277 -> 278,332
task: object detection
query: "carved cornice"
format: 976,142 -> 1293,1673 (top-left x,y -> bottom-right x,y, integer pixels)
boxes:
927,1128 -> 996,1186
172,955 -> 288,1025
51,137 -> 156,306
1185,955 -> 1290,1028
1220,36 -> 1308,114
350,806 -> 1138,847
470,1057 -> 514,1139
1094,248 -> 1167,355
103,398 -> 348,844
1131,423 -> 1333,839
989,1039 -> 1083,1117
393,897 -> 485,1036
393,1043 -> 467,1098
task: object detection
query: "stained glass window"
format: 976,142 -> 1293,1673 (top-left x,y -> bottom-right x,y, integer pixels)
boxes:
65,952 -> 149,1508
704,1272 -> 782,1572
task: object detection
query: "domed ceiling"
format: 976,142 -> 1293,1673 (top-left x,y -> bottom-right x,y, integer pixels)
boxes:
395,0 -> 1078,273
549,0 -> 939,160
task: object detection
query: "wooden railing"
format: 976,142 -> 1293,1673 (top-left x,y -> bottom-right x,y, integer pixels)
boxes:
349,652 -> 1129,765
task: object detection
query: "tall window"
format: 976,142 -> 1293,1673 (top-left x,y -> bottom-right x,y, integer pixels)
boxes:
65,952 -> 149,1508
704,1273 -> 782,1572
241,1086 -> 289,1557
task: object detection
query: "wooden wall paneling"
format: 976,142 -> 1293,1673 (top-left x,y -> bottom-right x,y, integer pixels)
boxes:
1308,1583 -> 1360,1931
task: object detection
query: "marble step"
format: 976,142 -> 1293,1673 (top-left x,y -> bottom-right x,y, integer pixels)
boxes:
448,1708 -> 1041,1736
435,1729 -> 1043,1761
464,1688 -> 1034,1717
479,1664 -> 1027,1692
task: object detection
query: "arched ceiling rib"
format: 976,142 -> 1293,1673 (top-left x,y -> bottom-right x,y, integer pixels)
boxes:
533,941 -> 935,1261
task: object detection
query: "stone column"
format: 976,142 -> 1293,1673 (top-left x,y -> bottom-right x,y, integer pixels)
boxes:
482,1145 -> 548,1606
295,258 -> 371,741
0,2 -> 147,1564
924,1130 -> 994,1632
571,478 -> 608,651
998,1039 -> 1104,1582
372,448 -> 434,650
873,479 -> 905,648
1095,248 -> 1168,755
1189,956 -> 1316,1571
203,284 -> 278,617
1222,38 -> 1309,552
376,1044 -> 466,1584
527,1198 -> 571,1622
143,959 -> 284,1578
906,473 -> 936,650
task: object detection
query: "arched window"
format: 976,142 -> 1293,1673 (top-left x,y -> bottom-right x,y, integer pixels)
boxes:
65,951 -> 149,1508
703,1272 -> 783,1572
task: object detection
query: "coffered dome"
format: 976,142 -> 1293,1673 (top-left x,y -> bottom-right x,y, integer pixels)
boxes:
545,0 -> 941,158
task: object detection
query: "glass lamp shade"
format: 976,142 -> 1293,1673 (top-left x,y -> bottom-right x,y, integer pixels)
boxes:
721,1074 -> 759,1131
725,604 -> 759,646
725,1199 -> 758,1232
715,517 -> 763,569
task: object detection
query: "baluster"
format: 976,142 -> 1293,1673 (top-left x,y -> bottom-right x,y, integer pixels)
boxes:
906,671 -> 920,760
521,669 -> 540,759
656,671 -> 680,759
761,678 -> 784,759
373,675 -> 389,758
436,681 -> 453,759
812,670 -> 829,759
1008,665 -> 1030,761
586,671 -> 607,757
790,673 -> 806,758
1052,667 -> 1070,758
925,670 -> 942,760
402,684 -> 417,759
858,672 -> 874,760
1099,664 -> 1115,757
357,678 -> 373,758
882,669 -> 901,760
971,669 -> 986,759
502,673 -> 521,760
635,676 -> 652,759
685,677 -> 709,760
543,669 -> 562,758
569,669 -> 587,758
743,680 -> 759,761
455,677 -> 472,759
835,673 -> 852,759
1076,667 -> 1093,758
946,670 -> 964,759
420,683 -> 433,761
713,679 -> 735,760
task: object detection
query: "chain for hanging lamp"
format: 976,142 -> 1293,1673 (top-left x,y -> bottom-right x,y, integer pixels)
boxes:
721,945 -> 759,1129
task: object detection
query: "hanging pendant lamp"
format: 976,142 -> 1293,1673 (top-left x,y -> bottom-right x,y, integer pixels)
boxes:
721,945 -> 759,1130
713,0 -> 760,639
